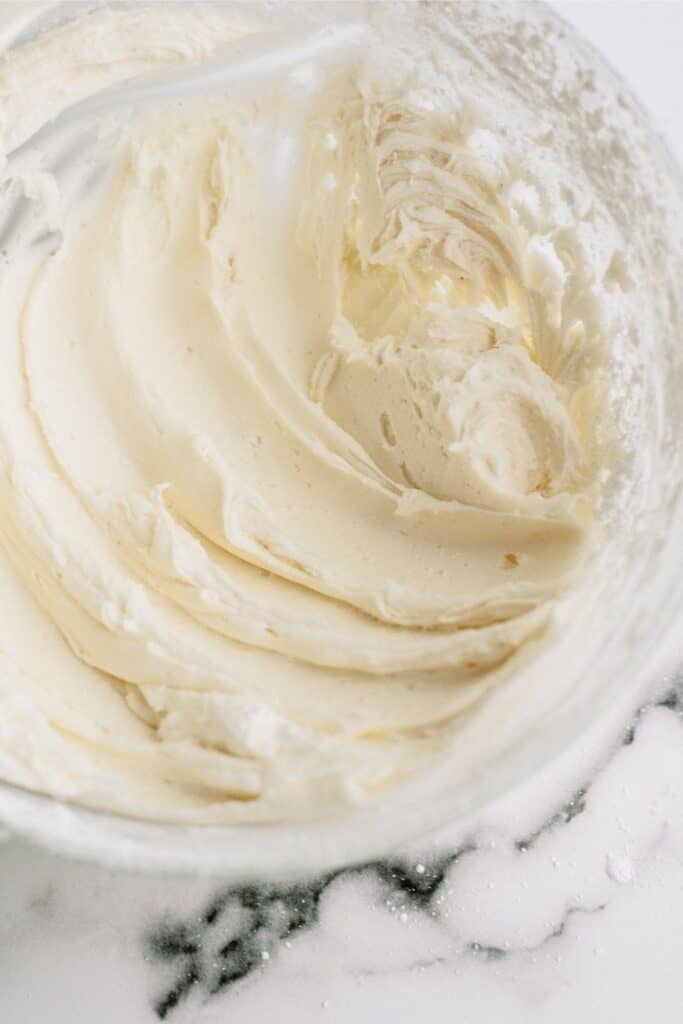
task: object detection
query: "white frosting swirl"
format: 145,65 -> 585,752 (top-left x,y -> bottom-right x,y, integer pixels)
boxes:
0,3 -> 608,823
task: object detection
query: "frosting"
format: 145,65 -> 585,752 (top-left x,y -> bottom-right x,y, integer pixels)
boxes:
0,3 -> 608,824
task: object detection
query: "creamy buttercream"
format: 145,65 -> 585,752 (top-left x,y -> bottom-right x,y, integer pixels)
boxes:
0,2 -> 610,824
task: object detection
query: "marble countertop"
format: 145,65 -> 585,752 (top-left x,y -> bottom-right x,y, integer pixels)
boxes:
2,664 -> 682,1024
2,4 -> 683,1022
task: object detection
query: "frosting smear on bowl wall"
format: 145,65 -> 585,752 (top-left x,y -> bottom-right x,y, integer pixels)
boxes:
0,2 -> 625,824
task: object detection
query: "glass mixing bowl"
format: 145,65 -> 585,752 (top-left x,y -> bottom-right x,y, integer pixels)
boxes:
0,1 -> 681,877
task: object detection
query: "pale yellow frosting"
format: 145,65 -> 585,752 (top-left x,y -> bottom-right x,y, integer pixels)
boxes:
0,4 -> 605,823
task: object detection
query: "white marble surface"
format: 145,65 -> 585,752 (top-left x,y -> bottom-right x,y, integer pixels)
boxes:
2,4 -> 683,1023
1,657 -> 682,1023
